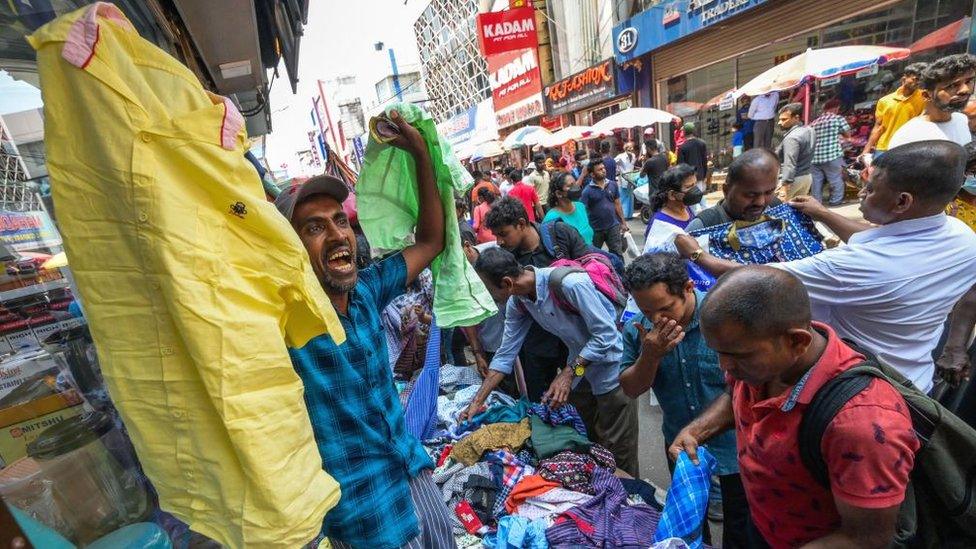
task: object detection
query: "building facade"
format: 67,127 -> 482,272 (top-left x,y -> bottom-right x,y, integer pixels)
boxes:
414,0 -> 491,121
614,0 -> 976,167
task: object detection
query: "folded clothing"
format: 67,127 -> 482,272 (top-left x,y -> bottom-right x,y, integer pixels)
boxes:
514,487 -> 591,522
545,468 -> 661,548
470,398 -> 531,427
529,415 -> 591,460
529,403 -> 588,437
537,445 -> 616,495
451,418 -> 531,466
482,515 -> 549,549
504,474 -> 562,515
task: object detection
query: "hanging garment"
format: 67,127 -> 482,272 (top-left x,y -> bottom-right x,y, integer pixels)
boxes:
653,447 -> 717,549
688,203 -> 824,264
28,5 -> 343,547
358,103 -> 497,328
545,468 -> 661,548
403,318 -> 441,440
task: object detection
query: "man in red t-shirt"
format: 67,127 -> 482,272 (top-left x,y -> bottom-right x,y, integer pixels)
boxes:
670,266 -> 918,548
506,168 -> 544,223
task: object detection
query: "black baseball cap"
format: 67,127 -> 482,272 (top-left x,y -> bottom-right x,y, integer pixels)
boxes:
275,175 -> 350,223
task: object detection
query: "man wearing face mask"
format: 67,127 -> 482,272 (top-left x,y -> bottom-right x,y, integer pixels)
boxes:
675,141 -> 976,394
888,54 -> 976,149
686,149 -> 782,232
619,253 -> 750,548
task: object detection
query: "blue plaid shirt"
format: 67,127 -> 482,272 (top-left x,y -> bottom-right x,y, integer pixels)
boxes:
289,253 -> 434,549
621,290 -> 738,476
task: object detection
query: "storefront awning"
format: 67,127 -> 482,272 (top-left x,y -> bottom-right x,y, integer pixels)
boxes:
911,17 -> 971,53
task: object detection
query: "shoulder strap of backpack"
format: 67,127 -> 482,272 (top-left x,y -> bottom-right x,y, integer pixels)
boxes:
539,220 -> 563,259
798,363 -> 877,488
548,266 -> 584,313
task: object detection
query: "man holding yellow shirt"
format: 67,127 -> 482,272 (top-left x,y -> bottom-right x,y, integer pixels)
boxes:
862,63 -> 928,156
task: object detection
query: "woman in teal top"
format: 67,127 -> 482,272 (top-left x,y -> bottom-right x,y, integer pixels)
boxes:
543,171 -> 594,244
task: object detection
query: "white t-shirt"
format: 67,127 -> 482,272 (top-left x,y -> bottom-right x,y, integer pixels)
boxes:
615,152 -> 636,173
887,112 -> 973,149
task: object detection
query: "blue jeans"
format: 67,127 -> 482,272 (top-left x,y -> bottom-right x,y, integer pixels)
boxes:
811,157 -> 845,205
620,182 -> 634,219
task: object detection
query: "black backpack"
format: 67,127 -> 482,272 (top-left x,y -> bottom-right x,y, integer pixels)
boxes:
798,347 -> 976,548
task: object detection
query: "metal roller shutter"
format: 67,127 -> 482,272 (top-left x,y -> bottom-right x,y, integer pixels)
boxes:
651,0 -> 901,83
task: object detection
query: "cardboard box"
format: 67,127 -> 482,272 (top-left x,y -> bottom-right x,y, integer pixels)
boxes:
0,391 -> 85,467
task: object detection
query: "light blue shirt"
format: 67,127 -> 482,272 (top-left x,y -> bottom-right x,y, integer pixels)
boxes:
489,267 -> 623,395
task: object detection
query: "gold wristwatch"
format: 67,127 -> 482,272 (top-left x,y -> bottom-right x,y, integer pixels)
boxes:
573,358 -> 587,377
690,248 -> 705,262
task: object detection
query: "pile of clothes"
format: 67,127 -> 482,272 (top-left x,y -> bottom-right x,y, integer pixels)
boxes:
421,364 -> 688,549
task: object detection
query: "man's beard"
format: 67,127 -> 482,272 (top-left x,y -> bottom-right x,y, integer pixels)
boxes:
936,96 -> 969,113
321,275 -> 356,294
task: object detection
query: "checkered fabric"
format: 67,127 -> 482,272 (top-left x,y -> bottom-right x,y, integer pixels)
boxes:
811,113 -> 851,165
484,449 -> 535,518
288,253 -> 434,548
653,446 -> 717,549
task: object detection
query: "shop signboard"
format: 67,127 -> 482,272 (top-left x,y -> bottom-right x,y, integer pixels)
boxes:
540,114 -> 565,131
613,0 -> 769,63
543,59 -> 619,116
438,105 -> 478,145
856,65 -> 879,79
0,210 -> 61,252
477,7 -> 538,56
488,48 -> 544,127
495,94 -> 545,129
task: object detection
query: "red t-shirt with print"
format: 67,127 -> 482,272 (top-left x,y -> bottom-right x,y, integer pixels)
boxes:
729,322 -> 919,548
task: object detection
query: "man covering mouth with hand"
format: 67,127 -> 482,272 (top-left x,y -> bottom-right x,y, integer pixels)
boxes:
275,109 -> 457,549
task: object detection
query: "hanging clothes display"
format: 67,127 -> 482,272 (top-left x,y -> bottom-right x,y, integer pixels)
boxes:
28,4 -> 343,547
688,203 -> 825,264
357,103 -> 497,328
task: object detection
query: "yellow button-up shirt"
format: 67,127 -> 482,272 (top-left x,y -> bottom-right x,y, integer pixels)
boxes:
29,4 -> 343,547
875,88 -> 925,151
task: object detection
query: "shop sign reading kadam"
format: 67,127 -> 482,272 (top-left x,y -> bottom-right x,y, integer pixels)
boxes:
477,7 -> 539,56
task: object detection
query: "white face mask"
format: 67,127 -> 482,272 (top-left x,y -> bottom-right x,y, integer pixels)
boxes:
964,174 -> 976,196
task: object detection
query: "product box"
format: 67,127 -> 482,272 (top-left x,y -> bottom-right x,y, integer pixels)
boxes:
0,391 -> 85,467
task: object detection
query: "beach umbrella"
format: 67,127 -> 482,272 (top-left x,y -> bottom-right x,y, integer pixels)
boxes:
470,140 -> 506,161
591,107 -> 675,133
501,126 -> 551,149
538,126 -> 600,148
738,46 -> 911,97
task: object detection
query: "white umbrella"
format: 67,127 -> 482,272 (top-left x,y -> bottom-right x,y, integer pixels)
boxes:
738,45 -> 911,96
502,126 -> 551,149
538,125 -> 601,148
470,140 -> 506,161
591,107 -> 674,133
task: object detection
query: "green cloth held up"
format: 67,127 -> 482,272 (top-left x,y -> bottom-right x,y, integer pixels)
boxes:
358,103 -> 497,328
529,415 -> 592,459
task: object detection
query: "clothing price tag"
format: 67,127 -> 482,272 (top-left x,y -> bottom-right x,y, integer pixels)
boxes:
455,500 -> 487,534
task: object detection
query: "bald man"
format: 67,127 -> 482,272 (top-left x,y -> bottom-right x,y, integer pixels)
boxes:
669,266 -> 918,548
676,140 -> 976,393
686,149 -> 782,231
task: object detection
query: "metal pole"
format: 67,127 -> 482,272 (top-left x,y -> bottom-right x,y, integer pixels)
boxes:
316,79 -> 341,153
389,48 -> 403,102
